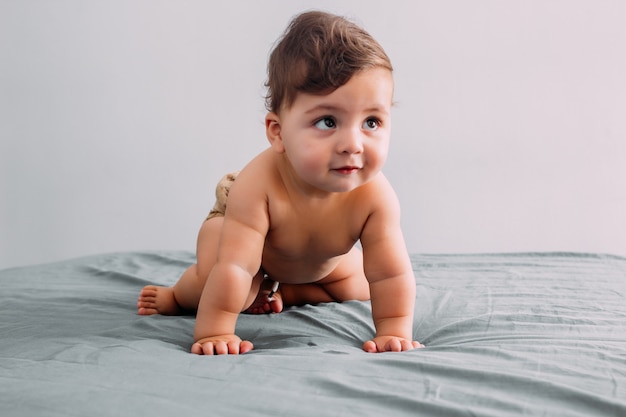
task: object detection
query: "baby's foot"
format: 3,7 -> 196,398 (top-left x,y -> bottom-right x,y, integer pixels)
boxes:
244,280 -> 283,314
137,285 -> 182,315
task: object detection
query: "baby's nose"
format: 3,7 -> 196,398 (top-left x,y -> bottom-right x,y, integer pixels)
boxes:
337,128 -> 364,154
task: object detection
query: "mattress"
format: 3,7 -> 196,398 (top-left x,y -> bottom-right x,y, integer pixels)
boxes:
1,251 -> 625,416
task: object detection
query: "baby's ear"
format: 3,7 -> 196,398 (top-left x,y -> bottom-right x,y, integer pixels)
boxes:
265,112 -> 285,153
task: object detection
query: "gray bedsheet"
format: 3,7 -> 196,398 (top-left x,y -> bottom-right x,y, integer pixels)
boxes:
1,251 -> 625,416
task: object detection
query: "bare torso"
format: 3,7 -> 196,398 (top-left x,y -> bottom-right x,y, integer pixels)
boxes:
231,149 -> 378,284
261,198 -> 362,284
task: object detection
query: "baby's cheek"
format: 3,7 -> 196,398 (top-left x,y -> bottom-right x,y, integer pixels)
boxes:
301,155 -> 326,174
365,153 -> 386,174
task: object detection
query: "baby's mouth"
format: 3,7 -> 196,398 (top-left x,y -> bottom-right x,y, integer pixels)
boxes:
333,166 -> 360,175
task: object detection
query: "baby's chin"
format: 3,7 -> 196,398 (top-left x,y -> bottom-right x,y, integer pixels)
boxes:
295,170 -> 377,195
326,172 -> 378,193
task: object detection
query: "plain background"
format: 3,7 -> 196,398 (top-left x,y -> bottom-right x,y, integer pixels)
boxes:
1,0 -> 625,269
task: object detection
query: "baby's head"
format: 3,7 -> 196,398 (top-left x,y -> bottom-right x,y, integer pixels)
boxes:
265,11 -> 392,114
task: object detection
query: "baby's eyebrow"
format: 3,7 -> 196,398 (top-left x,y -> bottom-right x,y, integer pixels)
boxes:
304,103 -> 389,116
304,104 -> 344,115
362,105 -> 390,115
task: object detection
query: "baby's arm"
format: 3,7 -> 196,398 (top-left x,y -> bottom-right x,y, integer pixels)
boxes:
192,257 -> 258,355
360,180 -> 422,353
192,171 -> 269,355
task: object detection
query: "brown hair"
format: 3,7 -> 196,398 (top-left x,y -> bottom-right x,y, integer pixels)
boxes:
265,11 -> 393,113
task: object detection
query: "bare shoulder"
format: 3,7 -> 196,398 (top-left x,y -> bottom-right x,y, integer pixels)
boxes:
356,173 -> 401,219
223,149 -> 276,231
231,149 -> 275,186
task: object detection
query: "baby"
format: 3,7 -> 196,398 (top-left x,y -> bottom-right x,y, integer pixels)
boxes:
137,10 -> 423,355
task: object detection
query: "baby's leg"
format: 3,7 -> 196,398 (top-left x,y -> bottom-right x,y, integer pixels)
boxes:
137,217 -> 223,315
243,278 -> 284,314
137,265 -> 197,315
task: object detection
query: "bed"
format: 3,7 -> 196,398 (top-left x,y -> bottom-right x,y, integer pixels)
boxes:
1,250 -> 625,416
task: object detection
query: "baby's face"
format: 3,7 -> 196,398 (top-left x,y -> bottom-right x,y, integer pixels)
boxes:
275,67 -> 394,194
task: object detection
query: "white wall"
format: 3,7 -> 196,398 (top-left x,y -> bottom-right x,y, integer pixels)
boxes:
1,0 -> 625,269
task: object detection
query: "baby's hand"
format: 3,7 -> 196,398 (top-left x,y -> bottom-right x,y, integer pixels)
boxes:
191,334 -> 254,355
362,336 -> 424,353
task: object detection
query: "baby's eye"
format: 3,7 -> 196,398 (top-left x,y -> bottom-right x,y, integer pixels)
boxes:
363,118 -> 380,131
314,117 -> 336,130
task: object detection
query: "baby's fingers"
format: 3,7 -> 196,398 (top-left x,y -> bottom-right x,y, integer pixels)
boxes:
362,340 -> 378,353
386,338 -> 403,352
191,341 -> 215,355
191,339 -> 254,355
237,340 -> 254,354
362,337 -> 424,353
395,339 -> 424,351
387,338 -> 424,352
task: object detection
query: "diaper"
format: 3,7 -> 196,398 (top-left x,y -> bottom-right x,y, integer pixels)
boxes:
206,171 -> 240,220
